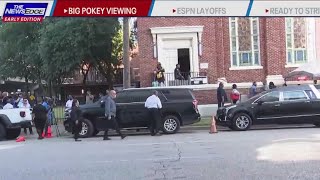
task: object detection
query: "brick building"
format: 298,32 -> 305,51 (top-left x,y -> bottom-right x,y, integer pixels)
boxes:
134,17 -> 320,104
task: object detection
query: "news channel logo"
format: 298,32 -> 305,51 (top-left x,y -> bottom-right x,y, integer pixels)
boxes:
3,3 -> 48,22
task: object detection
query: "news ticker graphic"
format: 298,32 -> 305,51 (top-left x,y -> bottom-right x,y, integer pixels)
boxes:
2,0 -> 320,22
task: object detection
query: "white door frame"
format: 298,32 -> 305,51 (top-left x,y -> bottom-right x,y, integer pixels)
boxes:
151,26 -> 203,74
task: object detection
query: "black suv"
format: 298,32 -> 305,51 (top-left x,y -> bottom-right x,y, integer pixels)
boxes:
64,88 -> 201,137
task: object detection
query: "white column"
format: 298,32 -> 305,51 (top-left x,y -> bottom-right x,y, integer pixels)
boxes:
152,34 -> 157,58
307,18 -> 316,62
198,32 -> 203,56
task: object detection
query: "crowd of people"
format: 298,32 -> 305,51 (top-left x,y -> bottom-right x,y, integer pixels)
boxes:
0,91 -> 55,139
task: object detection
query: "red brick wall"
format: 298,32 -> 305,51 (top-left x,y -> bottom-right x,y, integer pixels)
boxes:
136,17 -> 288,87
193,88 -> 257,105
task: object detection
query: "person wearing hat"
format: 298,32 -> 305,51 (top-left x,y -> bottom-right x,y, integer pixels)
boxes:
145,90 -> 162,136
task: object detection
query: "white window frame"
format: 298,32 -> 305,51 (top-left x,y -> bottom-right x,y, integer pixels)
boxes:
285,18 -> 308,66
229,17 -> 261,70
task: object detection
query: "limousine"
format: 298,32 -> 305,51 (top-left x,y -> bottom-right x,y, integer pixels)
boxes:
215,85 -> 320,130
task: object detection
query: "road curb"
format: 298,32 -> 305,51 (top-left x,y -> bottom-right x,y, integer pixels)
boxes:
183,124 -> 317,131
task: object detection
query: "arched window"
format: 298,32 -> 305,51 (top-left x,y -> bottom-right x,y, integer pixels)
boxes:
285,18 -> 308,64
229,17 -> 260,67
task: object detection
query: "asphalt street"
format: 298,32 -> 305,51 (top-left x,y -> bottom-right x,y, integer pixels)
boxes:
1,127 -> 320,180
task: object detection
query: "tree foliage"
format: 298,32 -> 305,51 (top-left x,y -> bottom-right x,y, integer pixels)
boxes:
0,23 -> 43,83
0,17 -> 123,91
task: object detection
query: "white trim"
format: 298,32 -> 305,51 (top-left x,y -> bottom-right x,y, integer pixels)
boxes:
229,18 -> 261,68
285,64 -> 302,68
150,26 -> 204,34
136,82 -> 264,91
285,18 -> 308,65
155,30 -> 200,75
229,66 -> 263,70
286,80 -> 314,85
307,17 -> 316,62
309,85 -> 320,99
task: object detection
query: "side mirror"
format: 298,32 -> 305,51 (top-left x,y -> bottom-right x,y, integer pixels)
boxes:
257,101 -> 263,105
100,101 -> 105,108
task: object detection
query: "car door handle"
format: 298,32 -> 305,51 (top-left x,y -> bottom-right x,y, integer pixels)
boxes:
274,104 -> 280,107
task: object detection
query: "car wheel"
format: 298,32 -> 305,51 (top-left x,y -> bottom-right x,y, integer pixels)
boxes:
0,123 -> 6,141
162,115 -> 180,134
6,128 -> 21,140
78,119 -> 94,138
232,113 -> 252,131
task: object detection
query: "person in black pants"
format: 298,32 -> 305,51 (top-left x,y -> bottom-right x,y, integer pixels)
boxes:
103,90 -> 126,140
217,82 -> 227,108
32,100 -> 47,140
145,91 -> 163,136
70,99 -> 82,142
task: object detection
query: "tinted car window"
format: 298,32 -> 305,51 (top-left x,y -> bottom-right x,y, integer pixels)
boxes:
283,91 -> 308,101
160,89 -> 192,100
305,90 -> 316,99
257,91 -> 280,103
126,90 -> 151,103
115,91 -> 127,103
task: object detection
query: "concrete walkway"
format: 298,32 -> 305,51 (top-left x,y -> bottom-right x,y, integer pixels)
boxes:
198,104 -> 218,117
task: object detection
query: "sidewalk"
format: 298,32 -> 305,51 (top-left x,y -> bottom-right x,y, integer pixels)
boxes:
198,104 -> 218,117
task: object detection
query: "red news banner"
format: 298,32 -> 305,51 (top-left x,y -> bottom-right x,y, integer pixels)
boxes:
53,0 -> 152,16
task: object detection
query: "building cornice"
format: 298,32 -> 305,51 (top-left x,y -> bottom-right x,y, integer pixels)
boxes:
150,26 -> 204,34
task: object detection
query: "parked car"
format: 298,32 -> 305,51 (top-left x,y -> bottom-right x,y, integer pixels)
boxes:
0,108 -> 33,140
64,88 -> 201,137
215,85 -> 320,131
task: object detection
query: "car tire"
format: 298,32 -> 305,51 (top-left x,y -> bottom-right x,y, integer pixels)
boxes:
0,123 -> 6,141
78,119 -> 94,138
6,128 -> 21,140
162,115 -> 180,134
231,113 -> 252,131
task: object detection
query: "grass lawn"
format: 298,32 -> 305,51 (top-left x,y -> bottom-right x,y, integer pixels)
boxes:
192,117 -> 211,127
53,106 -> 65,120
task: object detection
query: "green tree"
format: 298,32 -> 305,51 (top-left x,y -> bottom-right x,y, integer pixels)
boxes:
39,18 -> 120,89
0,23 -> 44,92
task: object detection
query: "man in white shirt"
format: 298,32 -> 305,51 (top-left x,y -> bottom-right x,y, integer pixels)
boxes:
65,95 -> 73,109
145,90 -> 162,136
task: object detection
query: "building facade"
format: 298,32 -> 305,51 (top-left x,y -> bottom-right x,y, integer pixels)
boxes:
134,17 -> 320,104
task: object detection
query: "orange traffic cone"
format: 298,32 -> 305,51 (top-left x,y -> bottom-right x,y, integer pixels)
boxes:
209,116 -> 218,134
46,126 -> 52,138
16,136 -> 26,142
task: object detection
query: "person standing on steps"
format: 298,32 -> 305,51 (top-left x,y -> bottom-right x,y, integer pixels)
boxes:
145,90 -> 163,136
103,90 -> 126,140
70,99 -> 82,142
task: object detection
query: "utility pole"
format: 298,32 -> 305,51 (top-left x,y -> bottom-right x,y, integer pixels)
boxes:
123,17 -> 131,89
